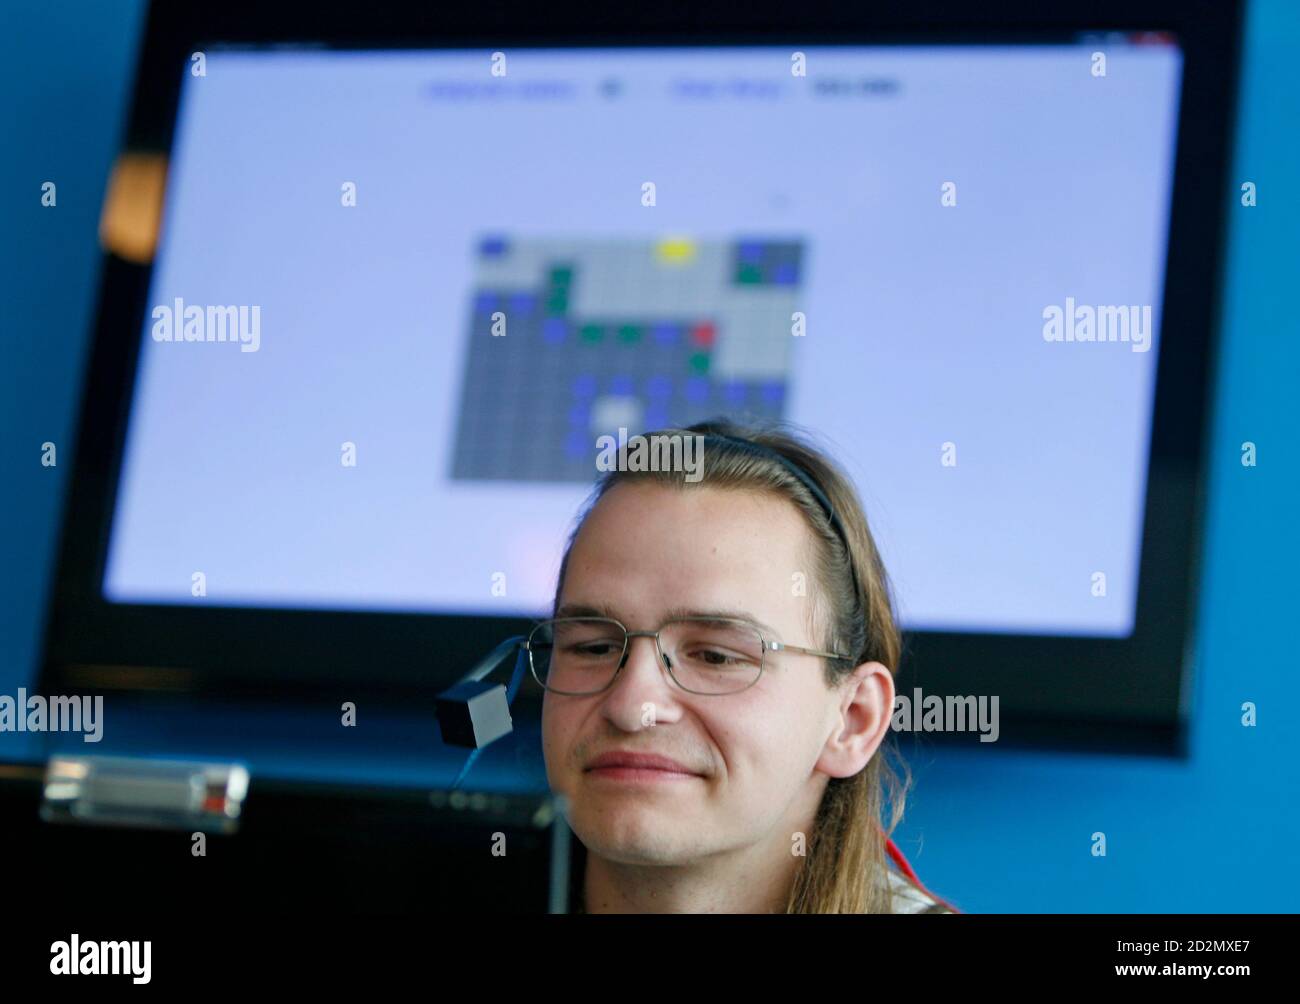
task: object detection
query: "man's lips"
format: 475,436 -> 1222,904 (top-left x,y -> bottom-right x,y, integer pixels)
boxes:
585,751 -> 702,776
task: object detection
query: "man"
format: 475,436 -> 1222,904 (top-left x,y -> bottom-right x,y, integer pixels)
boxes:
535,419 -> 955,914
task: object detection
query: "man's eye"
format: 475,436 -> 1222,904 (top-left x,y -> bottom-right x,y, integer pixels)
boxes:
569,642 -> 619,658
689,648 -> 750,667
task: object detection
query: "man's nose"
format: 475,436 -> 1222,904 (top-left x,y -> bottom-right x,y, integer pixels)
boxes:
608,633 -> 678,699
598,635 -> 679,729
618,633 -> 670,675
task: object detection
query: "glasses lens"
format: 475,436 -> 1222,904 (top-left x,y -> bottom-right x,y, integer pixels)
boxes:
660,618 -> 765,694
530,618 -> 626,694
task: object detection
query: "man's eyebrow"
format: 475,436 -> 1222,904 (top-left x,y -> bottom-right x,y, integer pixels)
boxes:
554,602 -> 614,619
553,602 -> 781,639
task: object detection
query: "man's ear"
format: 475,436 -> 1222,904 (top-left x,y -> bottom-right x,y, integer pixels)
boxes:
815,661 -> 895,780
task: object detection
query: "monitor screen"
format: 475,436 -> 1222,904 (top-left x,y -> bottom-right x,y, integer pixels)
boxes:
101,41 -> 1183,637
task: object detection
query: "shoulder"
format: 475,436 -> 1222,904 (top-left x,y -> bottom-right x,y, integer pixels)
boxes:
886,868 -> 954,914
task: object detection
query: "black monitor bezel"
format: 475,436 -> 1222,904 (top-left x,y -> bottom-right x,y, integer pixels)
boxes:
39,0 -> 1242,758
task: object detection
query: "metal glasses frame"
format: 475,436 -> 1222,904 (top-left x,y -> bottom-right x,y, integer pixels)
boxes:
524,615 -> 853,696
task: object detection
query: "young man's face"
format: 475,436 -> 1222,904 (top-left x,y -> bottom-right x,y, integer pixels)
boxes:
541,480 -> 889,868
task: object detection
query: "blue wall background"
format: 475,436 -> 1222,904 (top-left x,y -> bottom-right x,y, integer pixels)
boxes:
2,1 -> 1296,911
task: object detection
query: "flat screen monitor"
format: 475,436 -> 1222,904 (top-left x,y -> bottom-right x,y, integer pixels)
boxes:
104,43 -> 1180,638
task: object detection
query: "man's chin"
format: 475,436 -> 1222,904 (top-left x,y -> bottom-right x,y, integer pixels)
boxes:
569,800 -> 700,863
581,830 -> 690,867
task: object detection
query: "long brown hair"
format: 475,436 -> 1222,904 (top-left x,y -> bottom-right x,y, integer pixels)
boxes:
552,416 -> 921,913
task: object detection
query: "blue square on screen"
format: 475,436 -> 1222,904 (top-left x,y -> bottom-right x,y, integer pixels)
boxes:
543,317 -> 567,344
652,321 -> 680,345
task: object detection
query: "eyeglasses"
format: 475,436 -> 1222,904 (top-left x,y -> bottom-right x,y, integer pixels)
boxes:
525,616 -> 852,696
